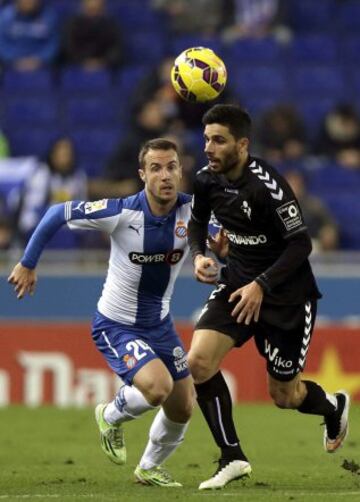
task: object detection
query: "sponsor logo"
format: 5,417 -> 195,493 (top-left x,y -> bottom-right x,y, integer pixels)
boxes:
173,346 -> 188,373
123,354 -> 137,369
129,249 -> 184,265
84,199 -> 108,214
240,200 -> 251,220
175,220 -> 187,238
264,340 -> 293,370
276,201 -> 303,231
225,188 -> 239,194
226,232 -> 267,246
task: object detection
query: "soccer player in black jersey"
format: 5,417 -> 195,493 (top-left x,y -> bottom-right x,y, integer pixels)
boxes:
187,104 -> 350,490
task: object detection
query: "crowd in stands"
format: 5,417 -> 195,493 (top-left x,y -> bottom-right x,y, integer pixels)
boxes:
0,0 -> 359,252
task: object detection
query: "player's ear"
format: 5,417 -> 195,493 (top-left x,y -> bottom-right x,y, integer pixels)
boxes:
138,169 -> 146,182
238,137 -> 249,154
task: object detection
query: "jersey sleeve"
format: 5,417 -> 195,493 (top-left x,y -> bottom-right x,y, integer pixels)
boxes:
65,198 -> 123,234
263,173 -> 307,239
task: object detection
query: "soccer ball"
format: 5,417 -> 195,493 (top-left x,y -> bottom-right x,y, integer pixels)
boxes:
171,47 -> 227,103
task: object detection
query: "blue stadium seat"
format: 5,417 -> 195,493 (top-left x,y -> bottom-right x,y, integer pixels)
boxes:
230,65 -> 289,102
295,97 -> 339,139
63,96 -> 120,126
7,127 -> 61,157
2,69 -> 54,92
289,34 -> 339,64
60,67 -> 112,92
342,34 -> 360,64
291,65 -> 346,99
286,0 -> 336,32
170,35 -> 223,59
115,64 -> 150,98
125,30 -> 167,65
224,37 -> 282,65
113,1 -> 165,32
337,0 -> 360,31
4,95 -> 59,127
70,127 -> 121,158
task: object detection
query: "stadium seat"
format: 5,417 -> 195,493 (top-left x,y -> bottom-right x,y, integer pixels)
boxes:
70,127 -> 121,158
59,67 -> 112,92
337,0 -> 360,31
224,37 -> 282,65
4,95 -> 59,127
170,35 -> 223,59
63,96 -> 120,127
7,127 -> 62,157
295,97 -> 339,139
2,69 -> 54,92
291,65 -> 346,100
113,1 -> 165,32
342,34 -> 360,64
125,30 -> 167,65
230,65 -> 289,101
289,34 -> 339,64
286,0 -> 336,32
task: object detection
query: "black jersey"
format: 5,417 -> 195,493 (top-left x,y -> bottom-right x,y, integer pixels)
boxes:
189,155 -> 322,305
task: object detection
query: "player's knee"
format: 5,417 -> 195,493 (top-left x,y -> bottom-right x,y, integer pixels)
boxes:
143,380 -> 174,407
188,353 -> 213,384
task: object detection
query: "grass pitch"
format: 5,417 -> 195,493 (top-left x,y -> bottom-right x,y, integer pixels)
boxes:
0,404 -> 359,501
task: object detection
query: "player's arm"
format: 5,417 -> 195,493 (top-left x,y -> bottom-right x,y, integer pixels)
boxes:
8,203 -> 66,299
187,176 -> 218,284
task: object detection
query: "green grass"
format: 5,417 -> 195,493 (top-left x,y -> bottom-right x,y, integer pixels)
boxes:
0,404 -> 360,501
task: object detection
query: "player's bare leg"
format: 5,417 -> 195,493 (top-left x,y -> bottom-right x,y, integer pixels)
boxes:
268,373 -> 350,453
189,330 -> 251,490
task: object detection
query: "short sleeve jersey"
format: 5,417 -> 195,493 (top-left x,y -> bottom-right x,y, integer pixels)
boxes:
65,190 -> 192,326
191,156 -> 321,305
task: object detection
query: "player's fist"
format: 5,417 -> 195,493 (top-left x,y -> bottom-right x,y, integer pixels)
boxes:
8,262 -> 37,299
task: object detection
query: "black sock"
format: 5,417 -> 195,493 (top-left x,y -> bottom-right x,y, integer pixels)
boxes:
195,371 -> 248,462
297,380 -> 337,416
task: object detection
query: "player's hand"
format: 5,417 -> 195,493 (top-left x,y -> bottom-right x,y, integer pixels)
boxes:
228,280 -> 264,325
207,228 -> 229,259
7,262 -> 37,299
194,255 -> 219,284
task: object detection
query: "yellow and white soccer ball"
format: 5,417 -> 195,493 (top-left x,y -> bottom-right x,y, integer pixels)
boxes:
171,47 -> 227,103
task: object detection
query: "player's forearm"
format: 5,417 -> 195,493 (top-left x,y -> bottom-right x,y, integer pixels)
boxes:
21,204 -> 66,269
187,217 -> 208,262
255,231 -> 312,293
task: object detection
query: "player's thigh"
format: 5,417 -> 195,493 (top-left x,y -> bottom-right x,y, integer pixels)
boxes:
189,328 -> 235,372
162,375 -> 195,423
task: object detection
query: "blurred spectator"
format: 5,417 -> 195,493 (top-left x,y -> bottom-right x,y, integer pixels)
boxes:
17,137 -> 87,242
284,169 -> 339,253
222,0 -> 287,42
315,104 -> 360,170
0,129 -> 10,158
0,214 -> 13,250
62,0 -> 123,70
152,0 -> 231,35
257,104 -> 307,165
0,0 -> 59,70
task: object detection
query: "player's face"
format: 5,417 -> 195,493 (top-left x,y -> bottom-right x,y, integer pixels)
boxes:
204,124 -> 248,176
139,148 -> 182,205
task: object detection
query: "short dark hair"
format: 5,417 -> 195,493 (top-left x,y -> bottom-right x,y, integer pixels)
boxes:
202,104 -> 252,139
138,138 -> 179,168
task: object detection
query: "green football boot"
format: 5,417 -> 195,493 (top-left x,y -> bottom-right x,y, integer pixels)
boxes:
134,465 -> 182,487
95,404 -> 126,465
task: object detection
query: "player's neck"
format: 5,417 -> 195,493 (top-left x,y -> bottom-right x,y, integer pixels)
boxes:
145,190 -> 176,217
224,153 -> 249,182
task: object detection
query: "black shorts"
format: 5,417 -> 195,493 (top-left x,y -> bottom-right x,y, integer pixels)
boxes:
195,283 -> 317,382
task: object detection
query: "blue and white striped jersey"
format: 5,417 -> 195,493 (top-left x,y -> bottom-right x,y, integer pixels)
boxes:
65,190 -> 192,327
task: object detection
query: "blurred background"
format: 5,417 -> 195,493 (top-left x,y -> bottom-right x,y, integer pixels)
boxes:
1,0 -> 360,407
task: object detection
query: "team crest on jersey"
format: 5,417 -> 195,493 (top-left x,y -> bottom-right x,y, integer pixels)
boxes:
175,220 -> 187,238
123,354 -> 137,369
84,199 -> 108,214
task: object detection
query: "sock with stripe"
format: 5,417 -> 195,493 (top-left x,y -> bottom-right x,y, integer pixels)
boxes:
297,380 -> 337,416
104,384 -> 155,424
195,371 -> 248,462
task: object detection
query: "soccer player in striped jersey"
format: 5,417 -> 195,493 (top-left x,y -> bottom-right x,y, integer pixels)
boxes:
187,104 -> 350,490
8,138 -> 197,488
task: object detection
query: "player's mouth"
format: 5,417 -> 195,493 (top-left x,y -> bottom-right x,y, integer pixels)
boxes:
208,158 -> 221,169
